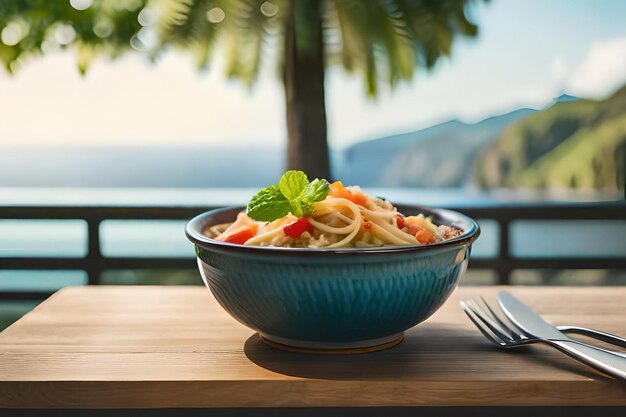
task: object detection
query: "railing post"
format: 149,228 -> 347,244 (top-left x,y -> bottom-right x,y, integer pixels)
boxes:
497,219 -> 511,285
86,218 -> 102,285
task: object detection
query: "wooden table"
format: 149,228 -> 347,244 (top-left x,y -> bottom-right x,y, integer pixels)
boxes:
0,286 -> 624,416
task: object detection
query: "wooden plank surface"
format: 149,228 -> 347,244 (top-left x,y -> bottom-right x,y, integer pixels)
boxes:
0,285 -> 624,409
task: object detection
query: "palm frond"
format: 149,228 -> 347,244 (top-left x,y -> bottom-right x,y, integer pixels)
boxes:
222,0 -> 288,85
331,0 -> 480,96
151,0 -> 194,34
77,42 -> 96,74
0,43 -> 19,72
0,0 -> 482,94
331,0 -> 379,95
155,0 -> 221,68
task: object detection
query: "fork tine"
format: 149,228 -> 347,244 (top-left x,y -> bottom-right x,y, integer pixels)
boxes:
465,299 -> 515,342
460,301 -> 505,347
478,296 -> 523,339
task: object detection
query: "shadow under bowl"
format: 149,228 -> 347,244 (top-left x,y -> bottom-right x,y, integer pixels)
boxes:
186,205 -> 480,353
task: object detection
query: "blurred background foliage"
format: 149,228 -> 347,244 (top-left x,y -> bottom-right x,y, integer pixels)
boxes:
0,0 -> 479,91
0,0 -> 481,179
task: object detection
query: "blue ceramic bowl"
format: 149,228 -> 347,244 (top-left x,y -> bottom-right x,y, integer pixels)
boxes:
186,205 -> 479,353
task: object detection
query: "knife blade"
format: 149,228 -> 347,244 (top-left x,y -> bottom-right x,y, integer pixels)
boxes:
497,291 -> 568,341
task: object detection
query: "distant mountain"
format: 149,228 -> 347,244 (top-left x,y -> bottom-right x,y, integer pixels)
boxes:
553,93 -> 578,103
338,108 -> 536,187
476,86 -> 626,190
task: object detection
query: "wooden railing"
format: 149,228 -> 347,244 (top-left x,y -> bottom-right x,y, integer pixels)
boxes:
1,201 -> 625,300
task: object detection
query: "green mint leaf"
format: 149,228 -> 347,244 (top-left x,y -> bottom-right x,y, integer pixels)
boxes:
290,202 -> 304,218
301,178 -> 330,203
246,185 -> 292,221
279,170 -> 309,201
298,178 -> 329,216
300,201 -> 315,217
246,171 -> 330,221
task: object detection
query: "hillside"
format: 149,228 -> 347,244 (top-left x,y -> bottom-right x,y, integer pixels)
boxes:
476,86 -> 626,190
338,108 -> 535,187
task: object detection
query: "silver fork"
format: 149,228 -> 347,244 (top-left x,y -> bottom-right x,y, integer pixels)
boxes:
555,325 -> 626,348
462,297 -> 626,351
460,297 -> 626,380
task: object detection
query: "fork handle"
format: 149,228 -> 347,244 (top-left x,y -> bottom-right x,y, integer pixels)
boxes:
547,339 -> 626,380
558,326 -> 626,349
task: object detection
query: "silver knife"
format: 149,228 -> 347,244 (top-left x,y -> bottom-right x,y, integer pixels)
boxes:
497,291 -> 626,380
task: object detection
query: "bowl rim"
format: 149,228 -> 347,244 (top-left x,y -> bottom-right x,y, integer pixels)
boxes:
186,205 -> 480,257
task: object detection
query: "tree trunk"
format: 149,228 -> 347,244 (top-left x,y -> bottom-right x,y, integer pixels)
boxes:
283,0 -> 330,180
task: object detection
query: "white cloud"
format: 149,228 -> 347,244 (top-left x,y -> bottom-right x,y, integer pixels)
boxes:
567,37 -> 626,98
550,56 -> 568,81
2,34 -> 626,151
0,50 -> 286,149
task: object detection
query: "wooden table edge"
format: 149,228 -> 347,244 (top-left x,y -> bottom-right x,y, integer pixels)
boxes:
1,379 -> 625,409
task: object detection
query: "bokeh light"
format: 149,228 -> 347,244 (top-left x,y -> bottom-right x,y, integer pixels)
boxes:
136,27 -> 158,50
93,20 -> 113,38
260,2 -> 279,17
69,0 -> 93,11
1,22 -> 24,46
40,39 -> 60,55
54,24 -> 76,45
206,7 -> 225,24
138,6 -> 158,27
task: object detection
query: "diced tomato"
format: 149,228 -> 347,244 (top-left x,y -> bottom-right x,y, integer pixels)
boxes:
216,224 -> 257,244
396,215 -> 406,230
283,218 -> 313,238
407,223 -> 436,244
363,219 -> 372,230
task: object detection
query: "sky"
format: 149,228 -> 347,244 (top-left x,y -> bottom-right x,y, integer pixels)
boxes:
1,0 -> 626,149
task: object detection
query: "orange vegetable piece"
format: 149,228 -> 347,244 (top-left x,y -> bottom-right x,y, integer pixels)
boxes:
396,215 -> 406,230
329,182 -> 368,206
216,224 -> 258,245
407,223 -> 436,244
329,181 -> 344,191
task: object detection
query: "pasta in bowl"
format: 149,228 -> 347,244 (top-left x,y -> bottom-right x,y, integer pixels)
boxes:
206,179 -> 463,249
186,172 -> 480,353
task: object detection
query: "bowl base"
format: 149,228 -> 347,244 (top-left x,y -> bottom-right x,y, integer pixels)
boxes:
259,332 -> 404,355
